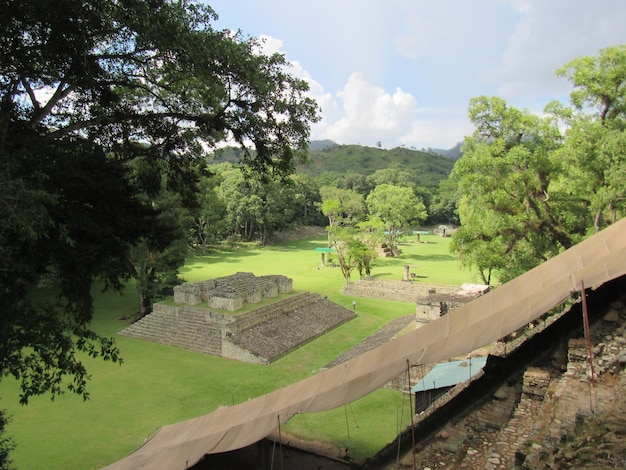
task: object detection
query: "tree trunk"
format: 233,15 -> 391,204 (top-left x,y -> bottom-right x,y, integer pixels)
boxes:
594,209 -> 602,232
138,291 -> 152,318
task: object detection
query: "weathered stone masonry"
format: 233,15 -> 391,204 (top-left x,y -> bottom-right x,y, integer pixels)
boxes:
120,273 -> 356,365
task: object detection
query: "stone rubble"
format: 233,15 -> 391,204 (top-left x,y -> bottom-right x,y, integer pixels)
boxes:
388,293 -> 626,469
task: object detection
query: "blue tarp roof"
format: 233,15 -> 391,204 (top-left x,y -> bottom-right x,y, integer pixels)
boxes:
411,356 -> 488,393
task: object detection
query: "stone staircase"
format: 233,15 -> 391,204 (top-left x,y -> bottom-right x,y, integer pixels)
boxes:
120,292 -> 356,364
119,304 -> 225,355
226,293 -> 357,364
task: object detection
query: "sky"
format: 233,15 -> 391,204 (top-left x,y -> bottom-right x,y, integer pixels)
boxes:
206,0 -> 626,150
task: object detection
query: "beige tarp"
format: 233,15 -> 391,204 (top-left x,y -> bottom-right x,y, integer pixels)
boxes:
104,217 -> 626,469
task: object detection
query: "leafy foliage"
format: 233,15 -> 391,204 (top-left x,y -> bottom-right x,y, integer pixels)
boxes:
556,44 -> 626,230
296,144 -> 454,191
366,184 -> 427,250
0,409 -> 14,470
452,45 -> 626,283
0,0 -> 318,409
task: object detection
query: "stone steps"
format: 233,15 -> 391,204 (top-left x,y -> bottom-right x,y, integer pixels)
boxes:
120,292 -> 356,363
227,295 -> 356,364
120,305 -> 224,355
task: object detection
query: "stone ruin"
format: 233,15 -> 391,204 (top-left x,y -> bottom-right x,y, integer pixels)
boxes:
343,279 -> 489,323
415,283 -> 490,322
173,272 -> 293,311
121,272 -> 356,364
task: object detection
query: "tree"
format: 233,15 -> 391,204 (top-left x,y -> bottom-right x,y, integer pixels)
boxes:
328,227 -> 362,284
189,171 -> 228,254
130,188 -> 189,318
366,168 -> 413,188
354,217 -> 383,278
451,96 -> 577,283
0,409 -> 14,470
289,173 -> 324,225
428,178 -> 460,225
555,44 -> 626,230
449,201 -> 508,285
0,0 -> 318,411
452,47 -> 626,283
365,184 -> 427,252
341,171 -> 372,196
217,165 -> 302,244
318,186 -> 366,245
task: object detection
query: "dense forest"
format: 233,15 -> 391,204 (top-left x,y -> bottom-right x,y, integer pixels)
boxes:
212,140 -> 458,190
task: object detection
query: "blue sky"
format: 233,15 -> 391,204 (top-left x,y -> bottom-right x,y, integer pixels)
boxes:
207,0 -> 626,150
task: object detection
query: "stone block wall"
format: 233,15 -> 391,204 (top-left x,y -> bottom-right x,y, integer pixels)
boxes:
344,279 -> 459,303
345,279 -> 485,323
120,303 -> 229,355
173,273 -> 293,311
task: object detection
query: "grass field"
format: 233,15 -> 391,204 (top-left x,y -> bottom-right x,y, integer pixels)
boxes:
0,232 -> 478,469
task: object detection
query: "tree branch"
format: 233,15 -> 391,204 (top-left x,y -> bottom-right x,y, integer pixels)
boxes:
31,81 -> 74,127
20,78 -> 41,111
43,110 -> 226,141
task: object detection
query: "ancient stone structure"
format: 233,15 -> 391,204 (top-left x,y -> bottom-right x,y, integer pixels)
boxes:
344,279 -> 489,322
414,283 -> 490,322
121,274 -> 355,364
173,272 -> 292,311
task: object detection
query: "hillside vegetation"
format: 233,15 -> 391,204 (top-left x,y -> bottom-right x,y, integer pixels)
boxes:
212,141 -> 457,190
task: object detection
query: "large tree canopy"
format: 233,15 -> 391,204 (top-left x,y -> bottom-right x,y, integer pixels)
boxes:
0,0 -> 318,406
452,45 -> 626,284
451,96 -> 571,283
556,44 -> 626,230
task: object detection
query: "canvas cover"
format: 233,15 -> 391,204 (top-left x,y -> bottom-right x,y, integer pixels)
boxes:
105,217 -> 626,469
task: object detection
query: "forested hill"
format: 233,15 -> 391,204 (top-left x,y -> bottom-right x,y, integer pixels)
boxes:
298,142 -> 456,190
211,141 -> 459,190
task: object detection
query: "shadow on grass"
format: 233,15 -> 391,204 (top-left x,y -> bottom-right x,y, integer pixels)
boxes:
369,272 -> 395,279
180,238 -> 328,275
180,249 -> 259,273
401,253 -> 457,263
269,239 -> 328,252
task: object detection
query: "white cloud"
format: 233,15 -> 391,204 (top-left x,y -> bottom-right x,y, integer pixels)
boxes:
313,73 -> 419,148
255,34 -> 284,55
299,69 -> 468,149
211,0 -> 626,150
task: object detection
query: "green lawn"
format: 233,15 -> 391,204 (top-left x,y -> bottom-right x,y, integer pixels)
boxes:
0,233 -> 477,469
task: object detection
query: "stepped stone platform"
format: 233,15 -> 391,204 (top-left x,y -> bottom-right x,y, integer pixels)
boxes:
226,293 -> 358,364
120,274 -> 356,364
